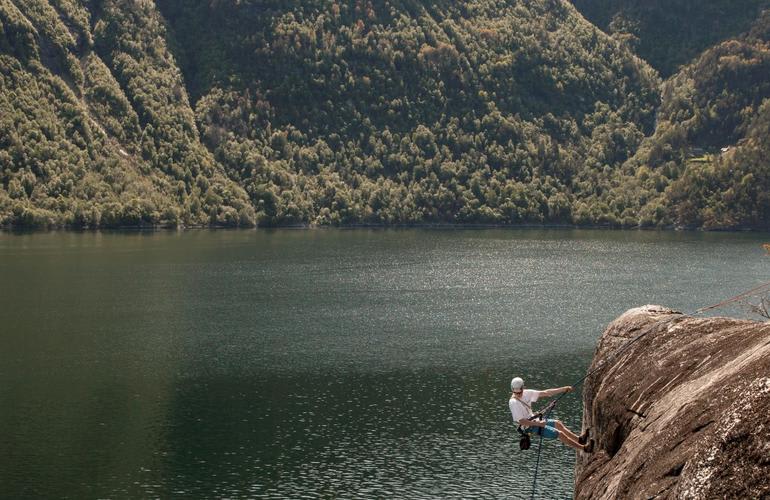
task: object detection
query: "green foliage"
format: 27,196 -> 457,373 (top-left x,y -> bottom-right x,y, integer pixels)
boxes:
83,53 -> 142,145
664,99 -> 770,230
614,12 -> 770,229
574,0 -> 770,76
0,0 -> 768,230
0,0 -> 253,228
164,0 -> 659,226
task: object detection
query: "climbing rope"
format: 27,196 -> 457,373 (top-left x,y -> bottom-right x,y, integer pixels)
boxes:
526,278 -> 770,500
694,280 -> 770,314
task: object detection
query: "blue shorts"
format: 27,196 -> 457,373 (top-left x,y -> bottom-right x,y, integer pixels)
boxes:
526,419 -> 559,439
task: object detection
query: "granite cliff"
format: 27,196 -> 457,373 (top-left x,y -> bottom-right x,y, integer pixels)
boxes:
575,305 -> 770,499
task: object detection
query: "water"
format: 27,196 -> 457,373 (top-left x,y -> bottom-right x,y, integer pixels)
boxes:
1,228 -> 768,499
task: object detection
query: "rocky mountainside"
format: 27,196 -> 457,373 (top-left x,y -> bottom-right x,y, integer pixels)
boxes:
575,306 -> 770,498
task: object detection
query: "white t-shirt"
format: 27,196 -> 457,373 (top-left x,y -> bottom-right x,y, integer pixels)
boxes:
509,389 -> 540,427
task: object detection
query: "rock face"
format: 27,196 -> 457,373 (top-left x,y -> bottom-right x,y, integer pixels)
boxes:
575,306 -> 770,499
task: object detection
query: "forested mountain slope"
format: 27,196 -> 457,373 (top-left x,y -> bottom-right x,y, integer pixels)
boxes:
0,0 -> 254,227
1,0 -> 768,229
156,0 -> 660,225
573,0 -> 770,76
609,11 -> 770,229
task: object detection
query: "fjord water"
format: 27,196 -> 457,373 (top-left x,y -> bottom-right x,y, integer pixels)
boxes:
1,229 -> 768,499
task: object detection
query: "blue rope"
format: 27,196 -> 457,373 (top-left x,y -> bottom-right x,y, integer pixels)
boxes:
530,427 -> 545,500
527,398 -> 558,499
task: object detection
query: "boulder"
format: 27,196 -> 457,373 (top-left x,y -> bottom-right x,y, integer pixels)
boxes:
575,305 -> 770,499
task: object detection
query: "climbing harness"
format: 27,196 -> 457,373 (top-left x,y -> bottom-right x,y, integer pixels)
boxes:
526,278 -> 770,500
515,398 -> 557,450
513,396 -> 535,450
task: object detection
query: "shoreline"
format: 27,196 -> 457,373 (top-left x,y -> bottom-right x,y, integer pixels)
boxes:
1,222 -> 769,234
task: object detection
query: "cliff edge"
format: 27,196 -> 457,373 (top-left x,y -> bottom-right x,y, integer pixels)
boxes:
575,306 -> 770,499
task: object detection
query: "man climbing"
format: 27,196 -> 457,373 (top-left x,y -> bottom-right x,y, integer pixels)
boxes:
509,377 -> 593,452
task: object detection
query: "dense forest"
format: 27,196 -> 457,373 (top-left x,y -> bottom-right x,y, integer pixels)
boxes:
573,0 -> 770,76
0,0 -> 768,229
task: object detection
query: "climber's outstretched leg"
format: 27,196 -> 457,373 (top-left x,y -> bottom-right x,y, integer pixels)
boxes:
557,430 -> 584,451
552,420 -> 580,442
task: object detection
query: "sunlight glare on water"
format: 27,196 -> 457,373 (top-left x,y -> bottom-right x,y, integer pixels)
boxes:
1,228 -> 769,499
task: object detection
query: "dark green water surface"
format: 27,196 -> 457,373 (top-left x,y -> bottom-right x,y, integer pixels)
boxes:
1,229 -> 769,499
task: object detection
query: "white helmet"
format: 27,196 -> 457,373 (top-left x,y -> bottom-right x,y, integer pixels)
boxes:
511,377 -> 524,391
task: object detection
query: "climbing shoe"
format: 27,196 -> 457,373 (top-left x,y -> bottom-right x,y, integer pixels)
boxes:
578,428 -> 591,445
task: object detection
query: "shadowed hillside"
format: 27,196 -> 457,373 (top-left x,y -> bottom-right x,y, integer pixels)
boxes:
573,0 -> 770,76
611,11 -> 770,230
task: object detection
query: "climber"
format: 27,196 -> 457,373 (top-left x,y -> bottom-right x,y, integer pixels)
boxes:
509,376 -> 593,452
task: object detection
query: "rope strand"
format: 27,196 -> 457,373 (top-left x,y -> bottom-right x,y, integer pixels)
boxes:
695,279 -> 770,314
